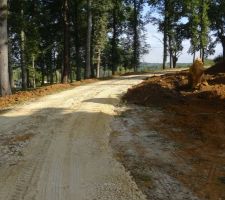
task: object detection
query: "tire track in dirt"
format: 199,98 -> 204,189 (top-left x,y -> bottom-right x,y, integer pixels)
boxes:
0,77 -> 148,200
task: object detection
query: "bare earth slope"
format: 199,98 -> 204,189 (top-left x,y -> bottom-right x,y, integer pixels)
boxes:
0,77 -> 147,200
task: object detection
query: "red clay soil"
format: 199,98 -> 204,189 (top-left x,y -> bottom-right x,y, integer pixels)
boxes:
0,79 -> 97,111
123,68 -> 225,200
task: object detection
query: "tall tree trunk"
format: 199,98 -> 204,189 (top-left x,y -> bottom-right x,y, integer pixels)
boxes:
0,0 -> 11,96
199,48 -> 205,62
221,36 -> 225,63
69,43 -> 73,83
20,6 -> 27,90
111,0 -> 118,75
8,39 -> 14,88
49,51 -> 54,84
62,0 -> 70,83
202,48 -> 205,63
163,30 -> 167,69
163,0 -> 169,70
8,62 -> 14,88
21,30 -> 27,89
32,55 -> 36,89
96,49 -> 101,78
55,71 -> 58,83
74,0 -> 81,81
85,0 -> 92,79
27,69 -> 30,88
133,0 -> 139,72
41,56 -> 45,86
173,55 -> 177,68
90,42 -> 95,78
193,51 -> 196,62
168,36 -> 172,68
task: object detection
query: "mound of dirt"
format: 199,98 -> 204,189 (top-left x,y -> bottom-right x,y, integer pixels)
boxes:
123,71 -> 225,200
206,62 -> 225,74
123,71 -> 225,107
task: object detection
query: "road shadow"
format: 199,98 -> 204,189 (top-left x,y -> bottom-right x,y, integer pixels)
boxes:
0,106 -> 114,167
83,97 -> 119,105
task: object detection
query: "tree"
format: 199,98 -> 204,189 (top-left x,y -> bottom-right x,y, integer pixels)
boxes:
110,0 -> 125,75
0,0 -> 12,96
209,0 -> 225,62
20,2 -> 27,89
185,0 -> 210,62
91,0 -> 112,78
62,0 -> 70,83
72,0 -> 83,81
126,0 -> 146,72
148,0 -> 168,69
169,27 -> 184,68
85,0 -> 92,79
149,0 -> 184,68
199,0 -> 210,62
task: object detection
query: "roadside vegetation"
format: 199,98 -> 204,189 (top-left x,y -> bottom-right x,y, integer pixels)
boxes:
0,0 -> 224,97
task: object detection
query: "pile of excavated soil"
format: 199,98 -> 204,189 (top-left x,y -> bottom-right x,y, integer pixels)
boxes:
123,70 -> 225,200
206,62 -> 225,74
0,79 -> 97,111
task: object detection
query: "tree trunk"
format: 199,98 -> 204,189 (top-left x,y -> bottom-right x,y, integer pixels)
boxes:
32,55 -> 36,89
133,0 -> 139,72
172,56 -> 177,68
163,30 -> 167,69
168,36 -> 172,68
202,48 -> 205,63
221,36 -> 225,63
8,37 -> 14,88
8,62 -> 14,88
74,0 -> 81,81
96,49 -> 101,78
111,1 -> 118,75
62,0 -> 70,83
0,0 -> 12,96
85,0 -> 92,79
41,56 -> 45,86
200,48 -> 204,62
55,71 -> 58,83
21,30 -> 27,90
20,6 -> 27,90
50,50 -> 55,84
193,51 -> 196,63
162,0 -> 169,70
27,69 -> 30,88
90,43 -> 95,78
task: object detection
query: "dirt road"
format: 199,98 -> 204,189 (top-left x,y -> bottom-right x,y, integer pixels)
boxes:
0,76 -> 148,200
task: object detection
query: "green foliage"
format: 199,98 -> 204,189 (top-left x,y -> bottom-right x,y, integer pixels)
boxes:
3,0 -> 225,93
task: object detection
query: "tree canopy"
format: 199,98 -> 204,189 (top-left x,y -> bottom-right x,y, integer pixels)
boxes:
0,0 -> 224,96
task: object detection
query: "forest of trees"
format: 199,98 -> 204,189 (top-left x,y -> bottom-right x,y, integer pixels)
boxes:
0,0 -> 224,96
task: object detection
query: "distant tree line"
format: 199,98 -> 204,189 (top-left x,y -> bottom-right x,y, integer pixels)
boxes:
0,0 -> 224,96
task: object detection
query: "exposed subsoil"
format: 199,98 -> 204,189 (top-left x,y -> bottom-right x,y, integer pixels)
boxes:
116,67 -> 225,200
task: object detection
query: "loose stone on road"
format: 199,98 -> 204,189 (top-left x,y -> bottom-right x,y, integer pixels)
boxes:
0,76 -> 148,200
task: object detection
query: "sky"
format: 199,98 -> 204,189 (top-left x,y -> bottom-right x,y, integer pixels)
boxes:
141,5 -> 223,64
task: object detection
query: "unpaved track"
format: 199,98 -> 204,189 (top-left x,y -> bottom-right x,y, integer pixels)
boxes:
0,76 -> 148,200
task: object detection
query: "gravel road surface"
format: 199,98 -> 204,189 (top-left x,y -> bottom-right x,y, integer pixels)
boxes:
0,76 -> 148,200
